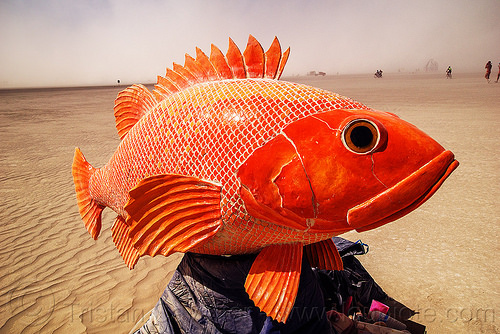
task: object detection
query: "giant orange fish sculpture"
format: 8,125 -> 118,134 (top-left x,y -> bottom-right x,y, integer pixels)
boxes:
72,35 -> 458,323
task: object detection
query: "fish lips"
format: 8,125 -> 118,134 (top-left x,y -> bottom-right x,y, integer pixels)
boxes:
347,150 -> 459,232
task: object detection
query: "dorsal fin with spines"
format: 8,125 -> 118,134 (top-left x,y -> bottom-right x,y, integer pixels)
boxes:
153,35 -> 290,101
226,38 -> 246,78
196,47 -> 219,80
184,54 -> 208,82
166,68 -> 190,90
210,44 -> 233,79
173,62 -> 198,85
265,37 -> 282,79
114,35 -> 290,137
156,75 -> 180,96
243,35 -> 265,78
276,47 -> 290,80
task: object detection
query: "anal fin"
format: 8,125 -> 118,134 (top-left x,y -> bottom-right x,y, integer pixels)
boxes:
111,216 -> 140,269
304,239 -> 343,271
125,174 -> 222,257
245,243 -> 302,323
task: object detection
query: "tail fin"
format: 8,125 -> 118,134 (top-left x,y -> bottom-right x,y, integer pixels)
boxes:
72,148 -> 104,240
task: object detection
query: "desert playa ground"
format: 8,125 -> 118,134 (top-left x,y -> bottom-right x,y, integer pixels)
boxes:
0,72 -> 498,333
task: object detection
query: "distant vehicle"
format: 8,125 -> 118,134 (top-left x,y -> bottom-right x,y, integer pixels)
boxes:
307,71 -> 326,76
374,70 -> 383,78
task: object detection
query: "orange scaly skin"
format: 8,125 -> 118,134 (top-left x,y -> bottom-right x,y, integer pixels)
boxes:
95,79 -> 367,250
72,35 -> 458,323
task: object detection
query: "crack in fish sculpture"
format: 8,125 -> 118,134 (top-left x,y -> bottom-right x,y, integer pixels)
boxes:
72,35 -> 459,323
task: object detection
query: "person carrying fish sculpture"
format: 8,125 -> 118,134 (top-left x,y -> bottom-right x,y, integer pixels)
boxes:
72,35 -> 459,330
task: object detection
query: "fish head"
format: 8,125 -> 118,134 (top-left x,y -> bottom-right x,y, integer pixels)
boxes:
237,109 -> 458,235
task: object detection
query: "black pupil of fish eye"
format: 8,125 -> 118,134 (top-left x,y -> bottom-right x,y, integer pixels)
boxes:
350,125 -> 374,149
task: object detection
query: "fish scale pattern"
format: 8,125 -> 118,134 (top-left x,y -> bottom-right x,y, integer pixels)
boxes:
91,78 -> 369,254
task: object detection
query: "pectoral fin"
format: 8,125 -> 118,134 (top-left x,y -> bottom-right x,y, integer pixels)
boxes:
125,174 -> 222,257
245,243 -> 302,323
304,239 -> 343,271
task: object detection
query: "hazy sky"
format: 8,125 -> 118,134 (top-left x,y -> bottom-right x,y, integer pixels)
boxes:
1,0 -> 499,88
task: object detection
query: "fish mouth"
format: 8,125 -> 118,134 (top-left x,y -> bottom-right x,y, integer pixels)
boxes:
347,150 -> 459,232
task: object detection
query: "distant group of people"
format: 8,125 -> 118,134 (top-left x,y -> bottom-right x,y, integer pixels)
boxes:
485,60 -> 500,83
446,62 -> 499,83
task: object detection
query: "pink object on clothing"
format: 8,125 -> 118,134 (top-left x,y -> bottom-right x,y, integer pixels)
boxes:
369,299 -> 390,314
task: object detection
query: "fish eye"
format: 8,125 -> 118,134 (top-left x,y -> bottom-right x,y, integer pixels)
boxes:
341,119 -> 380,154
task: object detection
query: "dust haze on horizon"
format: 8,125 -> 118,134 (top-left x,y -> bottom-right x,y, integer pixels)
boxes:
1,0 -> 499,89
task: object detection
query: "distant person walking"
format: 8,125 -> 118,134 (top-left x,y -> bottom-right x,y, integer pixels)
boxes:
485,61 -> 492,82
496,62 -> 500,83
446,66 -> 452,79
